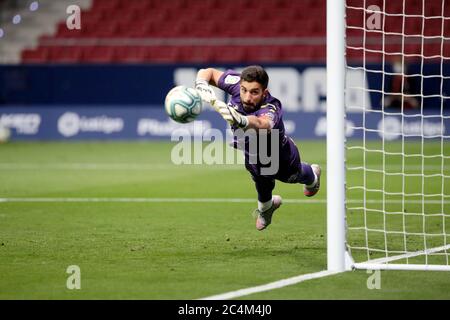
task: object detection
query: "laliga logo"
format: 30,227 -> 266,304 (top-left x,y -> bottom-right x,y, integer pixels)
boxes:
378,117 -> 445,141
58,112 -> 80,137
58,112 -> 124,137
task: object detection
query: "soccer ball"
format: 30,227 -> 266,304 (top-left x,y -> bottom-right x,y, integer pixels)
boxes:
0,125 -> 11,143
164,85 -> 202,123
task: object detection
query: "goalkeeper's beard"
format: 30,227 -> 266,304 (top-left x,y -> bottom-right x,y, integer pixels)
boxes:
242,102 -> 258,113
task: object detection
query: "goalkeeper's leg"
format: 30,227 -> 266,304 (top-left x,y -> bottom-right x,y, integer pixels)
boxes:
277,139 -> 321,197
249,173 -> 282,231
302,164 -> 321,197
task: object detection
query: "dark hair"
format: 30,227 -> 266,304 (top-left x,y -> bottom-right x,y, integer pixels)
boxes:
240,65 -> 269,89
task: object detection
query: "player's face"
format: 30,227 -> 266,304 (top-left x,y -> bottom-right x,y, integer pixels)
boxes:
240,81 -> 268,113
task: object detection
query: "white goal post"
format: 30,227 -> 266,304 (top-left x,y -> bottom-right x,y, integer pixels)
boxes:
327,0 -> 450,271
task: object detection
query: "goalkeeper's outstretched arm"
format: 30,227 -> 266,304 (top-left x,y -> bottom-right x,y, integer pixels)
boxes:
195,68 -> 224,106
196,68 -> 223,87
195,68 -> 272,131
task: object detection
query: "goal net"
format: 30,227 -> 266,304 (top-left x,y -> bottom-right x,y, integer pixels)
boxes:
340,0 -> 450,271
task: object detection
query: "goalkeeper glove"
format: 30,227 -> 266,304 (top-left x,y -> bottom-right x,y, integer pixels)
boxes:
213,100 -> 249,129
195,78 -> 217,105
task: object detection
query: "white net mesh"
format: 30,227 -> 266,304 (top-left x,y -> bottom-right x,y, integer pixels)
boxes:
344,0 -> 450,267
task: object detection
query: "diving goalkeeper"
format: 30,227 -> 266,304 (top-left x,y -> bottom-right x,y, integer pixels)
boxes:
195,65 -> 321,231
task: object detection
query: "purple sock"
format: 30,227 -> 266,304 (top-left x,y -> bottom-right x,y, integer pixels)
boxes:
252,175 -> 275,203
298,163 -> 315,185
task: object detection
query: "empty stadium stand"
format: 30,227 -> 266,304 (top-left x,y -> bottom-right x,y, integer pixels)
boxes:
17,0 -> 450,64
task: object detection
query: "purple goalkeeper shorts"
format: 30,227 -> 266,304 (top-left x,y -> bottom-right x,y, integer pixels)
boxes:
244,137 -> 302,183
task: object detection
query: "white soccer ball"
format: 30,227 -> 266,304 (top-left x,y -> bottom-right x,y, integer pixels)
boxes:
164,85 -> 202,123
0,125 -> 11,143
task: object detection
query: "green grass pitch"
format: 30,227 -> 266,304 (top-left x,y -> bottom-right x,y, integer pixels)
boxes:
0,141 -> 449,299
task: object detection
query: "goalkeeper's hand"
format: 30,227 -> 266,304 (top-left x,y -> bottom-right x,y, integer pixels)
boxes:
195,79 -> 217,105
212,100 -> 249,129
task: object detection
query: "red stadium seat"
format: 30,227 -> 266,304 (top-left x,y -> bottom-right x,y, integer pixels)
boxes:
178,46 -> 215,63
311,45 -> 326,60
50,47 -> 83,63
79,20 -> 102,37
423,43 -> 443,59
81,10 -> 104,24
216,21 -> 253,37
152,21 -> 186,37
114,46 -> 150,63
32,0 -> 450,63
281,19 -> 319,37
55,22 -> 83,38
444,43 -> 450,58
121,0 -> 152,11
213,46 -> 247,63
22,48 -> 49,63
186,21 -> 219,37
246,46 -> 281,62
148,46 -> 181,63
116,20 -> 153,38
251,21 -> 284,37
404,17 -> 423,36
207,0 -> 235,10
114,46 -> 181,63
83,46 -> 115,63
424,18 -> 443,37
92,21 -> 119,38
281,45 -> 317,62
115,10 -> 137,23
91,0 -> 121,11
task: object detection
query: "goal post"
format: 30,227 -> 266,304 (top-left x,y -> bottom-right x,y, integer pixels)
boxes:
327,0 -> 450,272
327,0 -> 347,272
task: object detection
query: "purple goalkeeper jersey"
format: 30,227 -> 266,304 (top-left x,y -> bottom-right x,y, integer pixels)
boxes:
218,70 -> 300,179
218,70 -> 288,143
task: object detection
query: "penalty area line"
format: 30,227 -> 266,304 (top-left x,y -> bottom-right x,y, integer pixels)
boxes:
198,270 -> 341,300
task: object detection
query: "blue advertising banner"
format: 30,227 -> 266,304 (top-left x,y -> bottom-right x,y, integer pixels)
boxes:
1,64 -> 449,112
1,107 -> 448,141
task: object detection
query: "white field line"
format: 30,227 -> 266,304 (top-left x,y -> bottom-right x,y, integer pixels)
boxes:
348,165 -> 450,171
0,163 -> 448,171
0,197 -> 449,204
0,163 -> 243,170
199,270 -> 340,300
0,197 -> 316,203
